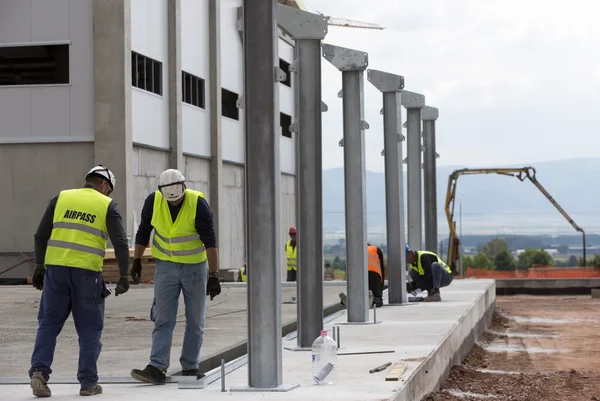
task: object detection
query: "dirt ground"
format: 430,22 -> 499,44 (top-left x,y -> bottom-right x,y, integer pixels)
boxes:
425,295 -> 600,401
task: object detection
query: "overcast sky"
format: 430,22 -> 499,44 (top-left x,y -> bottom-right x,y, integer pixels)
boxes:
302,0 -> 600,173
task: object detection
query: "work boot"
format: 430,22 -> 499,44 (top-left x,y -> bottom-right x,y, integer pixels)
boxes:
339,292 -> 347,307
130,365 -> 166,385
424,289 -> 441,302
79,384 -> 103,396
30,371 -> 51,397
368,290 -> 374,308
182,369 -> 205,379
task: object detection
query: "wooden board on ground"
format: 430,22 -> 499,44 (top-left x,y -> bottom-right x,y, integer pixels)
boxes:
102,248 -> 156,284
385,362 -> 407,381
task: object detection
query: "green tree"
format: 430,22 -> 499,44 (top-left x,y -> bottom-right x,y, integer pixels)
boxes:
473,251 -> 494,270
481,238 -> 510,261
462,255 -> 475,269
518,249 -> 553,270
568,255 -> 578,267
494,249 -> 516,271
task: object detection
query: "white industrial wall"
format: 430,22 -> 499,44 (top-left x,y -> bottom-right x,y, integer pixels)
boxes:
130,0 -> 170,149
0,0 -> 94,143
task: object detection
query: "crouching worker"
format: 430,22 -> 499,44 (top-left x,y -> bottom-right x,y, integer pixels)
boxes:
339,244 -> 385,308
405,247 -> 453,302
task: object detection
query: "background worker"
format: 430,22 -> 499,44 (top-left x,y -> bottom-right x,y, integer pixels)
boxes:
405,246 -> 453,302
29,166 -> 131,398
339,243 -> 384,308
238,258 -> 247,282
129,169 -> 220,385
285,226 -> 297,282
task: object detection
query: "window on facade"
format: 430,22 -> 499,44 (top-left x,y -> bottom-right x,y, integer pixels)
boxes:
182,71 -> 205,109
0,44 -> 69,86
222,88 -> 239,120
131,51 -> 162,96
279,58 -> 291,87
280,112 -> 292,138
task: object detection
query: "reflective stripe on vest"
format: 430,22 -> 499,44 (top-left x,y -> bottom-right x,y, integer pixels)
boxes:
367,245 -> 382,280
45,188 -> 111,272
286,240 -> 297,271
150,189 -> 208,264
410,250 -> 452,276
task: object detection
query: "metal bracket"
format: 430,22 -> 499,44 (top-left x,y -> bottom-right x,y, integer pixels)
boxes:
402,121 -> 407,128
339,138 -> 344,147
436,152 -> 440,159
421,105 -> 439,121
401,90 -> 425,109
321,101 -> 328,112
289,59 -> 299,73
403,157 -> 407,164
274,66 -> 287,83
322,43 -> 368,72
361,120 -> 369,130
381,149 -> 385,156
398,133 -> 405,141
380,108 -> 383,115
337,89 -> 343,98
290,121 -> 299,133
236,94 -> 245,110
277,4 -> 328,40
367,69 -> 404,92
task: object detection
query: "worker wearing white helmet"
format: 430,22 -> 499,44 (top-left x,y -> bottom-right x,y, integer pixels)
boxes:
29,165 -> 131,397
130,169 -> 219,385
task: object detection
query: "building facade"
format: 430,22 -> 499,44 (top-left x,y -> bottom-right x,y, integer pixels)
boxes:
0,0 -> 298,280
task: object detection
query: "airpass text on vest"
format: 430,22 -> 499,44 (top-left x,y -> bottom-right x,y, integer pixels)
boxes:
64,210 -> 97,223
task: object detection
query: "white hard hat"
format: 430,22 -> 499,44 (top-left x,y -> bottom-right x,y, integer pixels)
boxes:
86,165 -> 115,191
158,169 -> 186,202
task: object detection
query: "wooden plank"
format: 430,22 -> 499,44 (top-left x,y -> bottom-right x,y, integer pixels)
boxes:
104,247 -> 153,260
385,362 -> 407,381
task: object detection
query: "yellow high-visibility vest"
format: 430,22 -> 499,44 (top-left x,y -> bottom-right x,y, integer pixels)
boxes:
410,250 -> 452,276
45,188 -> 111,272
367,245 -> 382,280
240,267 -> 247,282
286,240 -> 297,271
151,189 -> 207,264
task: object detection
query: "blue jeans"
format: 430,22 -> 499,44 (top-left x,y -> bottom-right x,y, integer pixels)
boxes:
29,265 -> 105,388
149,260 -> 208,371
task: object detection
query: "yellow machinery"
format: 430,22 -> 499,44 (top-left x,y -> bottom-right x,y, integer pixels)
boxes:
444,167 -> 586,273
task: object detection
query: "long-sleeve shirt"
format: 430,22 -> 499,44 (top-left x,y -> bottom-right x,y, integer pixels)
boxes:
134,191 -> 217,249
376,247 -> 385,282
408,252 -> 438,290
34,185 -> 131,277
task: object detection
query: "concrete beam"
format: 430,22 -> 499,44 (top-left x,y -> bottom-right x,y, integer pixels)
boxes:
93,0 -> 133,233
167,0 -> 184,170
209,0 -> 224,244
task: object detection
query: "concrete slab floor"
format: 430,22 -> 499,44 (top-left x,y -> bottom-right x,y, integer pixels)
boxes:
0,283 -> 345,377
0,280 -> 495,401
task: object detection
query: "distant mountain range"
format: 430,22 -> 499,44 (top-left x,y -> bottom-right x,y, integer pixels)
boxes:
322,157 -> 600,238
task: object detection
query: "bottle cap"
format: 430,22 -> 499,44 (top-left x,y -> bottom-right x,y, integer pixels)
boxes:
320,329 -> 328,336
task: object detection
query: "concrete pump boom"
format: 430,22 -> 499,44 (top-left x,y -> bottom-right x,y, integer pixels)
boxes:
444,167 -> 586,273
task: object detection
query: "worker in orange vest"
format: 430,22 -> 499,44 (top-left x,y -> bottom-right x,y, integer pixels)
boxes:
339,243 -> 385,308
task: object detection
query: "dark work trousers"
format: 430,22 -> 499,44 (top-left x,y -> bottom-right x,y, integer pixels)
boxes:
29,265 -> 105,388
409,262 -> 453,292
368,271 -> 383,307
286,269 -> 297,282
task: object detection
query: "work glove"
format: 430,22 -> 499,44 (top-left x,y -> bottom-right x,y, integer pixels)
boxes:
131,258 -> 142,284
406,281 -> 418,293
114,276 -> 130,296
32,264 -> 46,291
207,276 -> 221,300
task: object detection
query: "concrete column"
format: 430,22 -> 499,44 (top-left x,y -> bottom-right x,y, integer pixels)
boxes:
402,91 -> 425,250
93,0 -> 133,234
167,0 -> 183,170
323,44 -> 370,323
236,0 -> 296,392
208,0 -> 223,237
278,4 -> 328,349
422,106 -> 439,253
367,69 -> 408,305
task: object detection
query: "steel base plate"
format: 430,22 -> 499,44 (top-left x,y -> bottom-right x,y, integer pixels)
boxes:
230,383 -> 300,392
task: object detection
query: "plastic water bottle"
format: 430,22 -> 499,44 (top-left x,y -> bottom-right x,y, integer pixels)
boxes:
311,329 -> 338,385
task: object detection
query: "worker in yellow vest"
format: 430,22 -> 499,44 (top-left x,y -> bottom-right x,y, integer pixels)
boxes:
406,246 -> 453,302
339,243 -> 384,309
129,169 -> 220,385
238,257 -> 247,282
29,165 -> 131,397
285,226 -> 297,282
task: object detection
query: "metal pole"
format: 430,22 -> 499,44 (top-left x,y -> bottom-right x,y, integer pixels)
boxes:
243,0 -> 282,389
422,105 -> 439,254
402,91 -> 425,250
323,44 -> 370,323
278,4 -> 328,349
367,69 -> 407,305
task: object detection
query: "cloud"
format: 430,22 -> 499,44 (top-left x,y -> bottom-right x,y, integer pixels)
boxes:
306,0 -> 600,171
